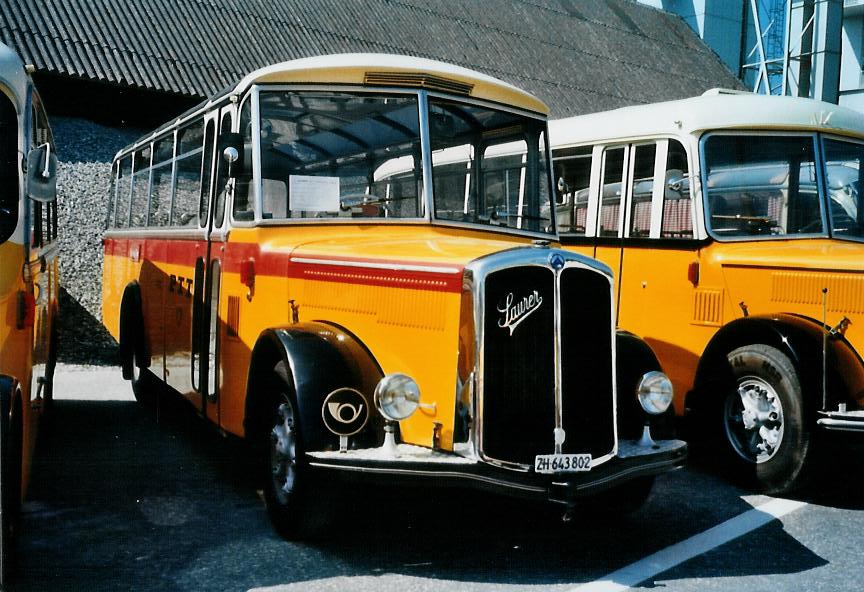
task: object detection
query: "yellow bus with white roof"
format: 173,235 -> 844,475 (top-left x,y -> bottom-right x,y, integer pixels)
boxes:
0,42 -> 59,583
102,53 -> 685,538
550,89 -> 864,493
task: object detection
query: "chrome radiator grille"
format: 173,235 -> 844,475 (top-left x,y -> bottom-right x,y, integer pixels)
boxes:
475,253 -> 616,468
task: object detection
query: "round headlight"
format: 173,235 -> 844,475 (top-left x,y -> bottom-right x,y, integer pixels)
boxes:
637,371 -> 674,415
374,374 -> 421,421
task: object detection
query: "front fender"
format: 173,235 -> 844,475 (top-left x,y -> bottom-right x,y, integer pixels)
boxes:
694,314 -> 864,412
615,330 -> 674,439
245,322 -> 385,451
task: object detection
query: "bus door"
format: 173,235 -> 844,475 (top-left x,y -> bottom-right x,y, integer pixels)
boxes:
592,144 -> 629,308
552,145 -> 594,258
614,139 -> 700,405
27,91 -> 58,418
194,104 -> 234,425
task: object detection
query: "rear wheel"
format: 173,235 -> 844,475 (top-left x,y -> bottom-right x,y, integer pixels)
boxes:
720,344 -> 811,493
130,348 -> 157,407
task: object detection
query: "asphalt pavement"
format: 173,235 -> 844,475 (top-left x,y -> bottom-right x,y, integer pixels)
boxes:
8,365 -> 864,591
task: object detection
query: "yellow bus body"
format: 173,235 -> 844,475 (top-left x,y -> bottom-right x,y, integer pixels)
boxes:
1,42 -> 59,577
550,91 -> 864,492
102,54 -> 687,537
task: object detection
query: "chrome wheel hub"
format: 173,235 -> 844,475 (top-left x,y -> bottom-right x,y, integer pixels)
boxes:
724,378 -> 784,464
270,402 -> 297,498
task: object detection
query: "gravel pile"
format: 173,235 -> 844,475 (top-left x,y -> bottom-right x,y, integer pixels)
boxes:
52,117 -> 143,365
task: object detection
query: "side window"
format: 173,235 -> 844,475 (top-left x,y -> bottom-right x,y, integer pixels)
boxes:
661,139 -> 693,238
482,145 -> 526,221
31,91 -> 54,148
30,92 -> 55,247
628,143 -> 657,238
106,161 -> 117,229
115,155 -> 132,228
553,146 -> 592,236
0,94 -> 17,244
174,121 -> 204,227
41,198 -> 51,242
212,110 -> 233,227
704,134 -> 820,237
31,200 -> 42,248
129,146 -> 151,228
149,135 -> 174,227
598,146 -> 625,237
50,200 -> 57,241
233,100 -> 254,222
197,119 -> 215,227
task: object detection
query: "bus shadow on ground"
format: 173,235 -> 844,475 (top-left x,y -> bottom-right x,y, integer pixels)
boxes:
15,393 -> 828,592
56,288 -> 119,366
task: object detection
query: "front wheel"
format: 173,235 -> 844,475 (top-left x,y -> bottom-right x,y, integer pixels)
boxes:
721,344 -> 811,493
0,389 -> 22,586
258,362 -> 325,540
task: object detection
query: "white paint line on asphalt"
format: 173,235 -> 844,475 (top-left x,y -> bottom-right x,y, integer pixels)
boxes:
568,497 -> 807,592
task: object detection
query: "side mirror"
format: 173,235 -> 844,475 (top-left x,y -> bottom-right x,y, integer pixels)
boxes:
26,143 -> 58,202
219,132 -> 244,178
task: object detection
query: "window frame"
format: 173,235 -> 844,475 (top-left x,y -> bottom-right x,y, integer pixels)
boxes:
699,130 -> 828,243
820,132 -> 864,244
237,84 -> 556,239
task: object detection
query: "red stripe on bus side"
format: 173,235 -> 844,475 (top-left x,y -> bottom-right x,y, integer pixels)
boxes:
103,237 -> 464,293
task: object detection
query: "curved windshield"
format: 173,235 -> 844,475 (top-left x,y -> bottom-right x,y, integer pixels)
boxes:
823,138 -> 864,239
257,91 -> 423,220
702,134 -> 824,239
428,98 -> 554,235
253,90 -> 553,234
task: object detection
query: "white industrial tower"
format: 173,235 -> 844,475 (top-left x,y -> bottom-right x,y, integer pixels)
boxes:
641,0 -> 858,109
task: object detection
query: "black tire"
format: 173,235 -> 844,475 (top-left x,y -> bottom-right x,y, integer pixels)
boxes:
120,289 -> 156,407
720,344 -> 811,494
130,348 -> 158,407
0,389 -> 22,587
258,362 -> 325,540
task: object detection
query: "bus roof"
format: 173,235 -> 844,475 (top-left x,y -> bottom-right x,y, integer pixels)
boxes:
548,90 -> 864,146
0,42 -> 29,109
117,53 -> 549,159
236,54 -> 549,115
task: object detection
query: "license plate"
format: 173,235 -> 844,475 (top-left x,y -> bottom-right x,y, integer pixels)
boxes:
534,453 -> 592,474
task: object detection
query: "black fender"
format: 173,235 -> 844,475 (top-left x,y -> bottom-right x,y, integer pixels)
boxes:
118,282 -> 149,380
615,330 -> 675,440
244,322 -> 385,452
691,314 -> 864,415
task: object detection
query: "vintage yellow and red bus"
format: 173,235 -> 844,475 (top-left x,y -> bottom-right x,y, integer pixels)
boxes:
0,43 -> 59,580
550,89 -> 864,493
102,54 -> 685,538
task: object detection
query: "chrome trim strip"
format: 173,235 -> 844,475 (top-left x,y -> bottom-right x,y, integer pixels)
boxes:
104,228 -> 208,240
468,247 -> 616,471
251,85 -> 262,225
289,256 -> 461,275
574,455 -> 684,493
817,418 -> 864,431
553,258 -> 563,455
307,462 -> 547,494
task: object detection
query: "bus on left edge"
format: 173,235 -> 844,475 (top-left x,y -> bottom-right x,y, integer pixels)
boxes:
0,42 -> 59,585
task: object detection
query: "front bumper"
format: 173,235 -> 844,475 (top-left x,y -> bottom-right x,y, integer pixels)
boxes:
307,438 -> 687,504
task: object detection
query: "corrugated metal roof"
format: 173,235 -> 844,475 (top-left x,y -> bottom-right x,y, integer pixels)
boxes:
0,0 -> 744,117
